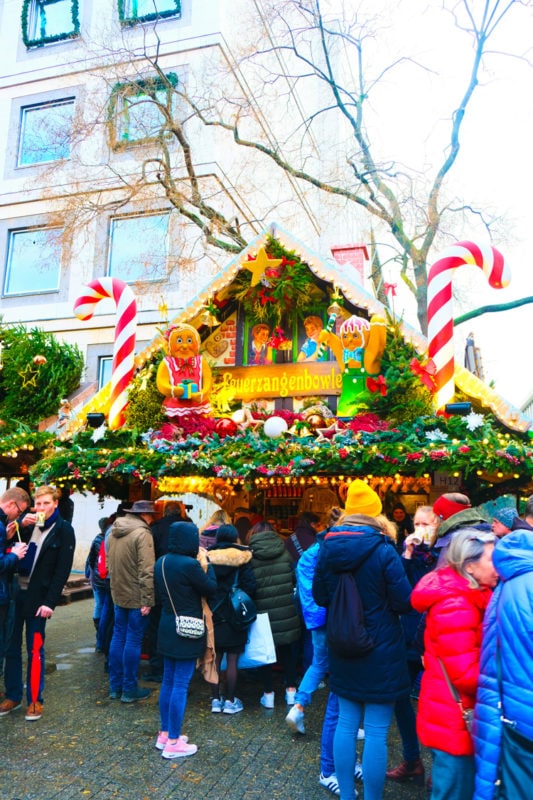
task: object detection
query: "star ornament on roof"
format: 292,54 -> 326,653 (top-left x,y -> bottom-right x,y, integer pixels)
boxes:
245,247 -> 283,287
19,364 -> 38,389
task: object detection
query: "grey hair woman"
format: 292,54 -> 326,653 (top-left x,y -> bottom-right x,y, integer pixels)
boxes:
411,528 -> 497,800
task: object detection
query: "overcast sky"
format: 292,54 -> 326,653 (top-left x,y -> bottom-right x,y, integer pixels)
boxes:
346,0 -> 533,407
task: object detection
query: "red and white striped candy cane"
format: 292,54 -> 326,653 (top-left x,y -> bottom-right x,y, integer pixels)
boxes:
427,241 -> 510,409
74,278 -> 137,429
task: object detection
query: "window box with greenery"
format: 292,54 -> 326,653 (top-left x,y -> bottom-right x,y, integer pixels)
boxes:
118,0 -> 181,27
108,73 -> 178,149
22,0 -> 80,48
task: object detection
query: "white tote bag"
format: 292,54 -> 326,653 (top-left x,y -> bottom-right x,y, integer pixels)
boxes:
237,612 -> 276,669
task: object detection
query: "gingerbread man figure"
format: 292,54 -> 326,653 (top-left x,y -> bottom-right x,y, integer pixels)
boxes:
156,323 -> 212,418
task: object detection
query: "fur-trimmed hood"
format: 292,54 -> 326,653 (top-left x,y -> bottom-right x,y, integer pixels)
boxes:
207,544 -> 252,568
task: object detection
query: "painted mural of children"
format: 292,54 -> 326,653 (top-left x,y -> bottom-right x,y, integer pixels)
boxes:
250,324 -> 272,365
297,316 -> 325,362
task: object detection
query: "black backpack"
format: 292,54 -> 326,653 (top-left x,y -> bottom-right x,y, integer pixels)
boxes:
227,571 -> 257,630
326,548 -> 378,658
212,570 -> 257,630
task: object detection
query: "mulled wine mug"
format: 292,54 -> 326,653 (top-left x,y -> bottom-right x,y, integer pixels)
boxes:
35,511 -> 46,527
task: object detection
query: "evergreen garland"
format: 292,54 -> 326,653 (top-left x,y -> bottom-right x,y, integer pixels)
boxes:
22,0 -> 80,48
118,0 -> 181,27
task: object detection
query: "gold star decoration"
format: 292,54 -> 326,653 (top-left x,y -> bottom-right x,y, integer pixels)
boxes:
245,246 -> 283,287
19,364 -> 38,389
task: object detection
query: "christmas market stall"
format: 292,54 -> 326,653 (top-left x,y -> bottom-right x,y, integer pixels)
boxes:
31,225 -> 533,523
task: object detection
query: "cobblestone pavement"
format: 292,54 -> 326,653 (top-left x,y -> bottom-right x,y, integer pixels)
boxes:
0,600 -> 431,800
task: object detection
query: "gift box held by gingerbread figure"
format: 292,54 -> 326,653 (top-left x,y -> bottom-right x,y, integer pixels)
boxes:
318,314 -> 387,416
156,323 -> 212,417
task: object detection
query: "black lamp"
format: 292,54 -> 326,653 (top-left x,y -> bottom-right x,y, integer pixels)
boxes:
444,402 -> 472,416
86,412 -> 106,428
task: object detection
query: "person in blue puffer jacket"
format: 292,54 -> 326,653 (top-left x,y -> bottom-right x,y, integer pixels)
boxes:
473,528 -> 533,800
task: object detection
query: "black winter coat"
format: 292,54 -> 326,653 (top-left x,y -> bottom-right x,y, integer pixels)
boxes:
207,542 -> 256,650
250,529 -> 301,646
19,516 -> 75,616
154,523 -> 217,661
313,515 -> 412,703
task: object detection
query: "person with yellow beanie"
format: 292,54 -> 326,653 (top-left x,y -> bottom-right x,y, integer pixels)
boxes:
313,481 -> 412,800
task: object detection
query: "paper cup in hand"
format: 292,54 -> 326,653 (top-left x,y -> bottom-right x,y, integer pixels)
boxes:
405,533 -> 422,547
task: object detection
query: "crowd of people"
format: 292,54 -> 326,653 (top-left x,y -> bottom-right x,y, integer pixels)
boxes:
1,481 -> 532,800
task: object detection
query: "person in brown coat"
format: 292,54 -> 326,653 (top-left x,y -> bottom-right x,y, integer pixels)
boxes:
107,500 -> 155,703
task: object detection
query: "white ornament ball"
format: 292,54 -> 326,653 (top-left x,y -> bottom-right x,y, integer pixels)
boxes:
231,409 -> 247,424
263,416 -> 288,438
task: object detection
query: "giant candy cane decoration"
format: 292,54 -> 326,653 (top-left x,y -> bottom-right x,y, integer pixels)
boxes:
427,241 -> 510,409
74,278 -> 137,430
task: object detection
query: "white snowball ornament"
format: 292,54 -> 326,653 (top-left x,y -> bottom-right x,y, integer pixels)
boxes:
263,416 -> 288,438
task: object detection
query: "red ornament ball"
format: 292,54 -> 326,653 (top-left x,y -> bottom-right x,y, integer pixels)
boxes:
33,354 -> 47,365
215,418 -> 238,438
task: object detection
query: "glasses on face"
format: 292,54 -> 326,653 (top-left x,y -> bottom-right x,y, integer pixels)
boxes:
13,501 -> 23,515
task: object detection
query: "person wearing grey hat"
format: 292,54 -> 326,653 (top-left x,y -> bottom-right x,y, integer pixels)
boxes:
492,507 -> 518,539
107,499 -> 156,703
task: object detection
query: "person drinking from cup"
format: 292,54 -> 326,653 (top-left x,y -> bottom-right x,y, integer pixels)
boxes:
0,485 -> 75,721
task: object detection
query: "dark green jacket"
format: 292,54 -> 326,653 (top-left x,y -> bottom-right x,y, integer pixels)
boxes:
250,529 -> 301,646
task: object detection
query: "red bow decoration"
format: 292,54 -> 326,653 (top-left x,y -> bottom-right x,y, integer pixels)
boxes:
410,358 -> 437,392
259,288 -> 276,306
367,375 -> 387,396
384,282 -> 397,297
176,357 -> 196,378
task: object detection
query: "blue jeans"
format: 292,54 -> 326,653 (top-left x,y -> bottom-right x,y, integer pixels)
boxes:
4,591 -> 47,704
335,697 -> 394,800
295,626 -> 329,707
92,584 -> 106,623
320,691 -> 339,776
394,692 -> 420,761
159,657 -> 196,739
431,749 -> 475,800
96,588 -> 113,653
108,606 -> 148,695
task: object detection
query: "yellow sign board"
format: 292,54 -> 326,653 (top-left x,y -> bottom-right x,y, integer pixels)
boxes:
214,362 -> 342,401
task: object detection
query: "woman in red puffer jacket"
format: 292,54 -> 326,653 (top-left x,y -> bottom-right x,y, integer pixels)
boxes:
411,528 -> 498,800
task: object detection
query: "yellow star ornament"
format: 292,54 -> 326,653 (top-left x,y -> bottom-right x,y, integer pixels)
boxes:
244,246 -> 283,287
19,364 -> 39,388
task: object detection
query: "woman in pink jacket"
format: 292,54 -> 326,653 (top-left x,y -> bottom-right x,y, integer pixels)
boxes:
410,528 -> 497,800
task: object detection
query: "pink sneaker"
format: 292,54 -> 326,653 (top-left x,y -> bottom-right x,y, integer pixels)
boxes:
155,733 -> 188,750
162,739 -> 197,759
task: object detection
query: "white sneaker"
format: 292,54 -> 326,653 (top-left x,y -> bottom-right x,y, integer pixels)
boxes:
223,698 -> 243,714
211,697 -> 224,713
285,688 -> 296,705
354,760 -> 363,779
260,692 -> 275,709
319,773 -> 340,796
285,704 -> 305,734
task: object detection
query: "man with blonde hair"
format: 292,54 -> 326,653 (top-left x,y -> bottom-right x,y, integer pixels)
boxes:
0,485 -> 75,721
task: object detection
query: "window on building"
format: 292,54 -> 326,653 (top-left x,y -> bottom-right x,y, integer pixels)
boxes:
107,213 -> 169,282
18,98 -> 75,166
22,0 -> 80,47
110,74 -> 178,148
119,0 -> 181,26
4,227 -> 63,296
98,356 -> 113,389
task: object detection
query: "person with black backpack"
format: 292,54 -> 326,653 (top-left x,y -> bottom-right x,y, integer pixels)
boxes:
206,524 -> 256,714
313,480 -> 412,800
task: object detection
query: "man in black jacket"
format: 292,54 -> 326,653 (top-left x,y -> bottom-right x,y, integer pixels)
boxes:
0,485 -> 75,721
